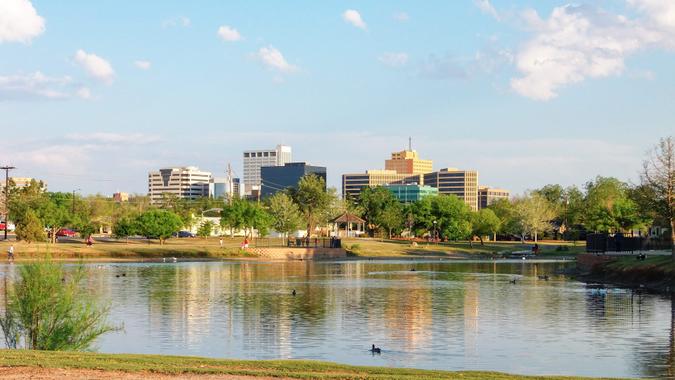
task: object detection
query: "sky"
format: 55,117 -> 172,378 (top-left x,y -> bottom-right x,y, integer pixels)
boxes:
1,0 -> 674,196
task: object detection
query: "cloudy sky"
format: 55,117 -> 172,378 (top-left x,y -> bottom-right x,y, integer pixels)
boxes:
1,0 -> 673,195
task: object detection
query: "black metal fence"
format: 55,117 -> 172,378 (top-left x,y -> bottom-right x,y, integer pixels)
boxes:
254,237 -> 342,249
586,233 -> 671,253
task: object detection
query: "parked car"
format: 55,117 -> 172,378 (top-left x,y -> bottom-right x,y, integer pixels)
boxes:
173,230 -> 196,238
56,228 -> 77,237
0,222 -> 15,231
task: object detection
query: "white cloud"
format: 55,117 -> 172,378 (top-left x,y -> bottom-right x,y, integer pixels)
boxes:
217,25 -> 242,42
0,71 -> 74,100
510,5 -> 656,101
378,52 -> 409,68
474,0 -> 500,21
0,0 -> 45,43
66,132 -> 161,144
76,87 -> 91,99
393,12 -> 409,22
343,9 -> 366,30
254,46 -> 298,74
162,16 -> 190,28
74,49 -> 115,84
134,60 -> 151,70
510,2 -> 675,101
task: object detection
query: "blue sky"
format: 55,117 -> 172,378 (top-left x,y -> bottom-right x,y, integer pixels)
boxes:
1,0 -> 674,195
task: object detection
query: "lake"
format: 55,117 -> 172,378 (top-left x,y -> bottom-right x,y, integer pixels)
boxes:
1,259 -> 673,378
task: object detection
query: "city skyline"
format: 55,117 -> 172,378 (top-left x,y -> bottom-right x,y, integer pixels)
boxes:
2,1 -> 674,195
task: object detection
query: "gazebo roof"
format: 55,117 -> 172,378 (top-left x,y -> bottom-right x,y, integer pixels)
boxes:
331,212 -> 365,224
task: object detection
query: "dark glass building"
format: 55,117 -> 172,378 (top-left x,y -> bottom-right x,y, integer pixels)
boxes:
260,162 -> 327,198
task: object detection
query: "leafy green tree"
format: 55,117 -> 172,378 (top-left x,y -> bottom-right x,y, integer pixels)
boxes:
220,198 -> 247,237
583,176 -> 646,233
0,259 -> 119,350
112,216 -> 137,243
268,192 -> 302,244
379,201 -> 403,239
641,136 -> 675,257
513,193 -> 556,242
289,174 -> 332,237
135,209 -> 183,244
433,195 -> 472,241
197,221 -> 214,239
358,186 -> 401,237
487,198 -> 519,237
471,209 -> 501,245
15,210 -> 45,243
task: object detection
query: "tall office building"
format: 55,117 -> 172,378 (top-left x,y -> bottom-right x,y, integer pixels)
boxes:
478,187 -> 510,209
342,170 -> 423,200
261,162 -> 327,198
243,145 -> 292,186
423,168 -> 479,211
148,166 -> 212,204
385,150 -> 433,175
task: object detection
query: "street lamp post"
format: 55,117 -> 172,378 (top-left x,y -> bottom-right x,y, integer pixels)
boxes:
432,220 -> 437,244
1,166 -> 16,240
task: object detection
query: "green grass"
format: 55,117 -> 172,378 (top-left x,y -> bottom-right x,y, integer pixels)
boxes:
343,238 -> 584,258
0,350 -> 626,379
606,255 -> 675,274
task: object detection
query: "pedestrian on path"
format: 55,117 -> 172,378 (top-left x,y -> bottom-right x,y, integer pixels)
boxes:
219,237 -> 223,248
7,245 -> 14,262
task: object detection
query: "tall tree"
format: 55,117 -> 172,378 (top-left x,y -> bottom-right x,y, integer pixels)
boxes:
268,192 -> 302,245
378,201 -> 403,239
290,174 -> 332,237
472,209 -> 501,245
513,193 -> 556,242
358,186 -> 400,237
15,209 -> 45,243
641,136 -> 675,257
134,209 -> 183,244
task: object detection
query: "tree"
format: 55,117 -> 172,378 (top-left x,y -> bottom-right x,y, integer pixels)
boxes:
197,221 -> 214,239
487,198 -> 519,237
268,192 -> 302,245
379,201 -> 403,239
15,210 -> 45,243
0,259 -> 118,350
290,174 -> 332,237
221,198 -> 247,237
432,195 -> 472,241
513,193 -> 556,242
472,209 -> 501,245
112,216 -> 137,243
582,176 -> 647,233
134,209 -> 183,244
641,136 -> 675,257
358,186 -> 400,237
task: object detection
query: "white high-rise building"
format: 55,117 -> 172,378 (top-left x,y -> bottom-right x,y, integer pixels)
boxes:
243,144 -> 292,186
148,166 -> 212,204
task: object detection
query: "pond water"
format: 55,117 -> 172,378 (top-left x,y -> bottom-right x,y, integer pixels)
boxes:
1,259 -> 673,378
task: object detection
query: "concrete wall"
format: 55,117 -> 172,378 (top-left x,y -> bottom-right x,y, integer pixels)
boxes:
247,247 -> 346,260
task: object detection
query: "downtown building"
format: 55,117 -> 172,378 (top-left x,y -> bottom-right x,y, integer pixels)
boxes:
242,145 -> 292,187
423,168 -> 479,211
261,162 -> 327,198
478,186 -> 510,209
148,166 -> 212,204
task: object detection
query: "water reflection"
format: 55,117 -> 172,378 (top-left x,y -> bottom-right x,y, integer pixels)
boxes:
0,260 -> 673,378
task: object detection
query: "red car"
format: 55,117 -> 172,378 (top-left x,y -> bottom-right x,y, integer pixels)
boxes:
56,228 -> 77,237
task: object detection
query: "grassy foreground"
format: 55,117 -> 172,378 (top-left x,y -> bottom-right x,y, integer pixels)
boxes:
0,350 -> 623,380
343,238 -> 584,258
0,237 -> 584,261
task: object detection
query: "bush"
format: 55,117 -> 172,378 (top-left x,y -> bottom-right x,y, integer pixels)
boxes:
0,259 -> 119,350
15,210 -> 45,243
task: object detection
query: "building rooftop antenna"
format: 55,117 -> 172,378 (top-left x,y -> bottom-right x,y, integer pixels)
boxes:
408,136 -> 412,151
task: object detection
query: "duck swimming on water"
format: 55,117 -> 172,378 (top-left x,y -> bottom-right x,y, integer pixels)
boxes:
370,344 -> 381,354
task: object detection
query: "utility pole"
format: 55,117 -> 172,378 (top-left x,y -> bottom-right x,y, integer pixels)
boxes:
226,163 -> 233,205
1,166 -> 16,240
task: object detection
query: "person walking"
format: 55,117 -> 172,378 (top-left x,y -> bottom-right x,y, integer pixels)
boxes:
7,245 -> 14,262
219,237 -> 224,248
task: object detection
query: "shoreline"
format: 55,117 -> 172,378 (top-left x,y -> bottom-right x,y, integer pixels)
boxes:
0,349 -> 626,380
574,254 -> 674,294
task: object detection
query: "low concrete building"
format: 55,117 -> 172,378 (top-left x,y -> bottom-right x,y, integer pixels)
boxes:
383,184 -> 438,203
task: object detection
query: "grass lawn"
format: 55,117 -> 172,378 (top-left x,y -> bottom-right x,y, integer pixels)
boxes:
0,350 -> 625,380
342,238 -> 585,258
606,255 -> 675,274
0,237 -> 584,261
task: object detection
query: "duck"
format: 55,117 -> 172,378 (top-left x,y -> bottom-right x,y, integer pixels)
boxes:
370,344 -> 381,354
537,275 -> 549,281
410,268 -> 416,272
509,278 -> 517,284
292,289 -> 297,296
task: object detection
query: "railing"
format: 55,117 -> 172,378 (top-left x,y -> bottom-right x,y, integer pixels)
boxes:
254,237 -> 342,249
586,233 -> 671,253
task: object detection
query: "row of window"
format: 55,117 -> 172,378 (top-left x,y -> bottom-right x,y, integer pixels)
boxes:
243,151 -> 277,158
